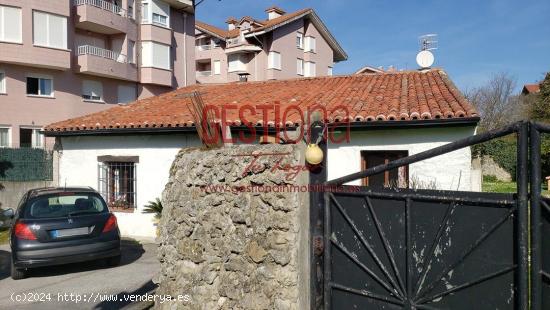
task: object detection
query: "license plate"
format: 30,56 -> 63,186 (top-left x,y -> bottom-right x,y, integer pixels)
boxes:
51,227 -> 93,238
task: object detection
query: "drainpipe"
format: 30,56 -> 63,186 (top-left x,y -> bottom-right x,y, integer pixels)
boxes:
183,12 -> 188,86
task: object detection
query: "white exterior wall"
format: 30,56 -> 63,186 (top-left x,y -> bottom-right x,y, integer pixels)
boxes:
58,134 -> 201,240
328,126 -> 477,191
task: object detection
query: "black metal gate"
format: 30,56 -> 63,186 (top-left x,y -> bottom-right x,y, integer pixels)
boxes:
310,121 -> 550,309
530,122 -> 550,310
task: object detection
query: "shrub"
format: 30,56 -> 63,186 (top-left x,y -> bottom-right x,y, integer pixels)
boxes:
142,198 -> 163,219
472,138 -> 517,181
483,175 -> 498,183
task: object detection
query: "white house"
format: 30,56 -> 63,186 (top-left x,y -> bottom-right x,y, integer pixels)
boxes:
45,70 -> 479,239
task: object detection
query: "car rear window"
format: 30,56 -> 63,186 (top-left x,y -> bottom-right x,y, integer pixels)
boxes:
24,193 -> 108,219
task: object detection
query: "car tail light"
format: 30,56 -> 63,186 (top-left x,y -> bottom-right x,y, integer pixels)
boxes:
14,221 -> 37,240
102,214 -> 118,233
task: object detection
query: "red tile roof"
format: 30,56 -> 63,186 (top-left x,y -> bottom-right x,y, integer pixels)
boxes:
44,70 -> 478,134
522,84 -> 541,94
195,8 -> 347,61
196,9 -> 312,39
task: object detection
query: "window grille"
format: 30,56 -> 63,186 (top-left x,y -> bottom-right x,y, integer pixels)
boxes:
98,162 -> 137,210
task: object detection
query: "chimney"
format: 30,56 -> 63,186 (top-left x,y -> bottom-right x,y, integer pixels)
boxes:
265,6 -> 286,20
238,73 -> 250,82
226,17 -> 238,31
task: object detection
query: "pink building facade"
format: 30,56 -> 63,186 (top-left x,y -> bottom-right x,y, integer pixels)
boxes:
0,0 -> 195,148
194,7 -> 347,84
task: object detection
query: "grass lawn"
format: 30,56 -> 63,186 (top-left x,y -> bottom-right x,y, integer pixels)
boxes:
0,228 -> 9,244
483,181 -> 550,196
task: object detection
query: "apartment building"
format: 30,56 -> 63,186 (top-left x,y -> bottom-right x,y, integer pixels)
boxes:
194,6 -> 347,84
0,0 -> 195,148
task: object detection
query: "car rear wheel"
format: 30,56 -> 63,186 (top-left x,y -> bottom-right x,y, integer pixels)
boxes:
11,260 -> 27,280
105,255 -> 121,267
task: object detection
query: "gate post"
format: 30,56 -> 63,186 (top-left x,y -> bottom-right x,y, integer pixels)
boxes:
309,122 -> 327,309
530,122 -> 542,310
516,121 -> 530,310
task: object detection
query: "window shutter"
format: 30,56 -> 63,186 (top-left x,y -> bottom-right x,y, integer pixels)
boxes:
49,13 -> 67,48
152,42 -> 170,69
213,60 -> 221,75
297,59 -> 303,75
141,42 -> 152,67
0,72 -> 5,93
128,40 -> 136,63
117,85 -> 136,104
33,11 -> 48,46
82,80 -> 103,100
3,6 -> 22,42
33,11 -> 66,49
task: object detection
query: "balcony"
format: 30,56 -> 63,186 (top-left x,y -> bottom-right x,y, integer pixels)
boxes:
140,68 -> 172,87
163,0 -> 194,11
75,45 -> 137,81
140,24 -> 172,45
196,71 -> 212,77
0,42 -> 71,70
74,0 -> 137,36
224,38 -> 262,55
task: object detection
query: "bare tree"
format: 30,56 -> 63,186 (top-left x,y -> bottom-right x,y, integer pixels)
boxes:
464,73 -> 527,132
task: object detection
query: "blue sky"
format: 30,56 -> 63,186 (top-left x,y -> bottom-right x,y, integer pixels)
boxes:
196,0 -> 550,92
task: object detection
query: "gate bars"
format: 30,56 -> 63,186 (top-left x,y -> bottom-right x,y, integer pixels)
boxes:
530,122 -> 550,310
311,120 -> 550,309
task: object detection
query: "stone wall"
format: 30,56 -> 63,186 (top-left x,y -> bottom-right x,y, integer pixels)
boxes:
472,156 -> 512,182
155,144 -> 310,310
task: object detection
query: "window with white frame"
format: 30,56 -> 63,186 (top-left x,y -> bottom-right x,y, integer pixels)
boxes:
141,2 -> 149,22
296,32 -> 304,49
141,41 -> 171,70
0,127 -> 10,147
117,85 -> 137,104
127,0 -> 134,19
0,71 -> 5,93
152,13 -> 167,26
305,61 -> 316,77
33,11 -> 67,49
26,76 -> 53,97
304,36 -> 316,53
297,58 -> 304,76
19,128 -> 43,148
0,5 -> 22,43
328,66 -> 333,76
32,129 -> 44,148
228,54 -> 245,72
213,60 -> 221,75
268,51 -> 281,70
142,0 -> 170,27
128,40 -> 136,64
82,80 -> 103,101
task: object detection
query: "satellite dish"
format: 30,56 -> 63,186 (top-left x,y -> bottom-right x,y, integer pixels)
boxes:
416,50 -> 434,68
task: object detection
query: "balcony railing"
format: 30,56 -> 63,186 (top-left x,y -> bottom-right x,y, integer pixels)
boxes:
196,45 -> 212,51
196,71 -> 212,77
78,45 -> 127,63
227,38 -> 240,46
74,0 -> 127,17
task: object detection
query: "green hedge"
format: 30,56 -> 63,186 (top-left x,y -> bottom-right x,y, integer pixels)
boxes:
472,138 -> 517,181
473,135 -> 550,181
0,148 -> 53,181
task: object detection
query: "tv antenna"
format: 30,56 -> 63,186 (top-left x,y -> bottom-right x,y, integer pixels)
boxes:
416,34 -> 438,69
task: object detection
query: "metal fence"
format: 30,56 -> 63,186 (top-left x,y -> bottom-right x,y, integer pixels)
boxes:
0,148 -> 53,181
73,0 -> 126,17
77,45 -> 128,64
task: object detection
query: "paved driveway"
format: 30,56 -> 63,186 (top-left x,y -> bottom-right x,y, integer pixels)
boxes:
0,239 -> 158,310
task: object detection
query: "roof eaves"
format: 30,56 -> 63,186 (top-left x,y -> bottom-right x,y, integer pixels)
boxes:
244,9 -> 347,62
195,22 -> 227,41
